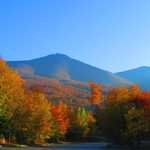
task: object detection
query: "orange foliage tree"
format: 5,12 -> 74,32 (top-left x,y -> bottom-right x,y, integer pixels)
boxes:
107,85 -> 140,104
130,85 -> 140,100
136,92 -> 150,112
0,59 -> 25,143
0,59 -> 24,116
107,87 -> 130,104
88,82 -> 102,105
0,59 -> 53,144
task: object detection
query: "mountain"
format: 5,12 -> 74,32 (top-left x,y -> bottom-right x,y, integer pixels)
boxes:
116,66 -> 150,90
7,53 -> 132,86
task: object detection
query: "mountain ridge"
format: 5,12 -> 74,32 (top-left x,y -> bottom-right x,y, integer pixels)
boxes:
7,53 -> 132,87
116,66 -> 150,90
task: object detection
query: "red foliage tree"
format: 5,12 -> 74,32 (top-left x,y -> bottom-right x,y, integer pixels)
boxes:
137,92 -> 150,111
51,102 -> 70,137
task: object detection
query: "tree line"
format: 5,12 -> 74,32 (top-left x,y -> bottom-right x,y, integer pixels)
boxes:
0,59 -> 150,147
0,59 -> 96,144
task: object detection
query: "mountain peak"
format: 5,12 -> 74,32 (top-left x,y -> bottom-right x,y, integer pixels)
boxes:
47,53 -> 70,58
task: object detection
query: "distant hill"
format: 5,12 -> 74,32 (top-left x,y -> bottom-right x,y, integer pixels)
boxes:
7,53 -> 132,86
116,66 -> 150,90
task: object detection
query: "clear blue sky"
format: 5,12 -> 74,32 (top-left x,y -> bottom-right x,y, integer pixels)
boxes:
0,0 -> 150,72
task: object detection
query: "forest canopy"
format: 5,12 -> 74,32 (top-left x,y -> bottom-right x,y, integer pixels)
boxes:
0,59 -> 150,147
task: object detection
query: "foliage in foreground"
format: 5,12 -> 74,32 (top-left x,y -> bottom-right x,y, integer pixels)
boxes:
0,59 -> 96,144
1,58 -> 150,147
96,85 -> 150,146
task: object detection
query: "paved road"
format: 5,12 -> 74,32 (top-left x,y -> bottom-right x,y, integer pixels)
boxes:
0,143 -> 107,150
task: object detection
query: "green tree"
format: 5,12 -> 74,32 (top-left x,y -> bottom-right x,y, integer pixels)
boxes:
96,103 -> 127,143
69,107 -> 95,140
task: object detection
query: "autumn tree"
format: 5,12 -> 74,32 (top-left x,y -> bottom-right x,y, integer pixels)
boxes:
123,107 -> 149,147
13,90 -> 53,144
50,102 -> 70,142
0,59 -> 53,144
107,87 -> 130,104
136,92 -> 150,112
0,59 -> 25,143
88,82 -> 102,105
130,85 -> 140,100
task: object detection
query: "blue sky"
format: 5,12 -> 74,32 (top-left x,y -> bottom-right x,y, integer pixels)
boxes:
0,0 -> 150,72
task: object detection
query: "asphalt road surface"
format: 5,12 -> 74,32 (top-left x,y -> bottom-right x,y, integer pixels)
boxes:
0,143 -> 107,150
